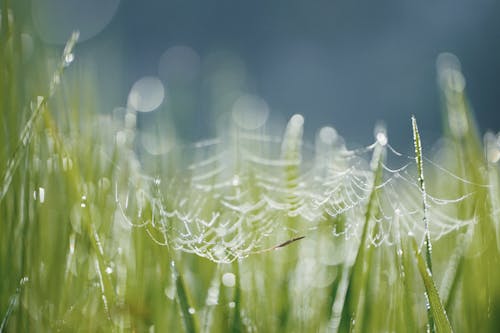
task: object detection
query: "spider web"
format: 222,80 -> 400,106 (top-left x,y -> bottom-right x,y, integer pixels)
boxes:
115,115 -> 482,263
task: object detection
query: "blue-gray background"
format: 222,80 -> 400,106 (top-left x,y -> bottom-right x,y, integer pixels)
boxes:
29,0 -> 500,150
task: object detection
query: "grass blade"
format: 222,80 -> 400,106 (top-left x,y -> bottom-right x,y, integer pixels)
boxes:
412,115 -> 436,332
413,239 -> 453,333
172,261 -> 199,333
338,135 -> 386,332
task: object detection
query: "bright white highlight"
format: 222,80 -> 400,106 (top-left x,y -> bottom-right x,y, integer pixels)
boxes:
127,77 -> 165,112
222,272 -> 236,287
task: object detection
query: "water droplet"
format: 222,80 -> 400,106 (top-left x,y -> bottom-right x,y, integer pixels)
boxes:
105,266 -> 113,274
232,175 -> 240,186
20,276 -> 29,285
206,286 -> 219,305
222,272 -> 236,287
229,302 -> 235,308
33,187 -> 45,203
63,53 -> 74,67
81,195 -> 87,208
164,286 -> 175,300
213,245 -> 226,261
376,132 -> 387,146
188,307 -> 196,314
69,234 -> 76,254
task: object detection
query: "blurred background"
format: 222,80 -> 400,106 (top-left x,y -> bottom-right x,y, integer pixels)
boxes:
19,0 -> 500,150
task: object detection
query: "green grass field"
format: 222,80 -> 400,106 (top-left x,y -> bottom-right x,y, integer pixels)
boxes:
2,6 -> 500,332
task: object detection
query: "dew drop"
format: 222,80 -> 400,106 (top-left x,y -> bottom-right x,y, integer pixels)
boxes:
20,276 -> 29,285
164,286 -> 175,300
105,266 -> 113,274
376,132 -> 388,146
33,187 -> 45,203
232,175 -> 241,186
229,302 -> 235,309
80,195 -> 87,208
69,233 -> 76,255
188,307 -> 196,314
63,53 -> 75,67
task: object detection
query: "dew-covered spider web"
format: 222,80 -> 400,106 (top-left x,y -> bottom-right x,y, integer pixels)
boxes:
114,112 -> 485,263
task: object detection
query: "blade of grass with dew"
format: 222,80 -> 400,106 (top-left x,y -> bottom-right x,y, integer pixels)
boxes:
0,277 -> 27,333
171,260 -> 200,333
41,101 -> 116,323
229,260 -> 246,333
201,266 -> 221,333
412,239 -> 453,333
337,137 -> 385,333
412,115 -> 436,332
0,31 -> 79,202
438,58 -> 500,330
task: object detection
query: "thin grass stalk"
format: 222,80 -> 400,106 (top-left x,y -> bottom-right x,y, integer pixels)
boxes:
171,260 -> 199,333
412,239 -> 453,333
338,138 -> 385,332
412,116 -> 435,332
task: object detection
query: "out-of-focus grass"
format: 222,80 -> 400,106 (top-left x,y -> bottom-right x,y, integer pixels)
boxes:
2,6 -> 500,333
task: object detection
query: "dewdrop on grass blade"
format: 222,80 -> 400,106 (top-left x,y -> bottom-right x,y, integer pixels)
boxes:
0,32 -> 79,203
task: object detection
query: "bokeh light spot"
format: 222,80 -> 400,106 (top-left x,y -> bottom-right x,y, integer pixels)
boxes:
127,77 -> 165,112
232,94 -> 269,130
32,0 -> 120,44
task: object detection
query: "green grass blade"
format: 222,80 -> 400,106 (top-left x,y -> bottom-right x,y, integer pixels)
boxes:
230,261 -> 245,333
412,115 -> 436,332
413,239 -> 453,333
0,31 -> 79,202
338,137 -> 385,332
172,261 -> 199,333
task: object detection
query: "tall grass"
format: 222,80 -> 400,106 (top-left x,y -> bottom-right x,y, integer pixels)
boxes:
2,6 -> 500,332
